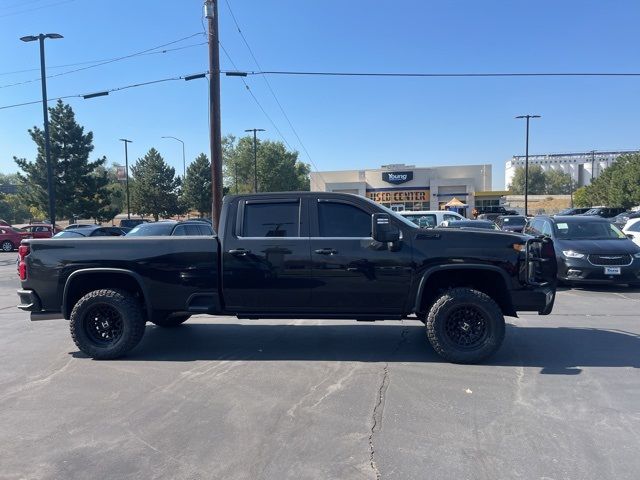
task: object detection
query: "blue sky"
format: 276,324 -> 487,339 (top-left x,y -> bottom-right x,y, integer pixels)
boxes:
1,0 -> 639,189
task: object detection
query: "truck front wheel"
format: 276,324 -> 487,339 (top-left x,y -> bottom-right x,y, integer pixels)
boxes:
426,287 -> 505,364
70,289 -> 146,360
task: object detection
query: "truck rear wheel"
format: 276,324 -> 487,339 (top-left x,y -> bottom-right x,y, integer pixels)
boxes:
70,289 -> 146,360
150,313 -> 191,327
426,287 -> 505,364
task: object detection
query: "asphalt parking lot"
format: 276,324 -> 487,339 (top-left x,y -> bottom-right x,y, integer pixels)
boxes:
1,254 -> 639,480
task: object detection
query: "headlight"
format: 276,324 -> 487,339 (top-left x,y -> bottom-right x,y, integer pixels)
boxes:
562,250 -> 585,259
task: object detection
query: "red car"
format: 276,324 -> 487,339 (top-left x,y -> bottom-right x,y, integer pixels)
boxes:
0,227 -> 31,252
19,224 -> 57,239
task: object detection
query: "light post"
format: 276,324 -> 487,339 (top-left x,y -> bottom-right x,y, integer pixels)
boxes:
119,139 -> 133,219
515,114 -> 541,216
590,150 -> 596,182
20,33 -> 63,227
161,136 -> 186,178
244,128 -> 265,193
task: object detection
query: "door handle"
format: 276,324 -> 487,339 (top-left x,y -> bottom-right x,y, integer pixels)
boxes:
314,248 -> 338,255
228,248 -> 251,256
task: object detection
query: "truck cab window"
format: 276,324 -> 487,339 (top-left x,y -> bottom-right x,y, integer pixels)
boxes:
243,202 -> 299,237
318,202 -> 371,237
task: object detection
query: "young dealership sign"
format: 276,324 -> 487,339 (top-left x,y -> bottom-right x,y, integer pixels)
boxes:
382,171 -> 413,184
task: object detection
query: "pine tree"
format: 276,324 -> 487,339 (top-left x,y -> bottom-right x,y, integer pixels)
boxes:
183,153 -> 212,217
14,100 -> 111,220
130,148 -> 181,221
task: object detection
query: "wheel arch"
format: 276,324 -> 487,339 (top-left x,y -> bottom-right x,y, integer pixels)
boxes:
414,264 -> 517,317
63,268 -> 151,320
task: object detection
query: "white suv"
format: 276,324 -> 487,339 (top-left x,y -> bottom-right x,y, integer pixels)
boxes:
399,210 -> 465,228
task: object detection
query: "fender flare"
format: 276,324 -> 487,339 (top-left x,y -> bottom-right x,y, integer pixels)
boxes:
62,268 -> 152,320
413,264 -> 514,313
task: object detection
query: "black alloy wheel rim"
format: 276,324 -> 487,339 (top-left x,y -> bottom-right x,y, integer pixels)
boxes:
83,304 -> 124,346
444,306 -> 488,349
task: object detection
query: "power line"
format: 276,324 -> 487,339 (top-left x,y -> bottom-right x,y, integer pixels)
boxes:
223,0 -> 325,183
0,0 -> 75,18
0,32 -> 205,89
228,70 -> 640,78
0,42 -> 207,77
0,71 -> 209,110
218,43 -> 294,151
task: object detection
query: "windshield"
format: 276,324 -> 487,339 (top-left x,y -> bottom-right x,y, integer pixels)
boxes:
127,222 -> 175,236
401,213 -> 437,228
361,197 -> 418,228
54,230 -> 87,238
554,220 -> 626,240
501,217 -> 525,225
583,209 -> 601,215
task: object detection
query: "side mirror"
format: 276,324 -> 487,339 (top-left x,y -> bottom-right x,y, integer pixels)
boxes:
372,213 -> 400,243
626,233 -> 635,239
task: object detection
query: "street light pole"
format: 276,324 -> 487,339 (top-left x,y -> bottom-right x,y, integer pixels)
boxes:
245,128 -> 265,193
515,115 -> 541,216
161,136 -> 186,178
119,139 -> 132,219
20,33 -> 63,227
590,150 -> 596,182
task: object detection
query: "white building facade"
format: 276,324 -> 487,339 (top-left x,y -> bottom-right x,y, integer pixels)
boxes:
310,163 -> 498,217
505,150 -> 639,189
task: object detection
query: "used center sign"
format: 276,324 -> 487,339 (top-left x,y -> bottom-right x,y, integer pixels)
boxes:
382,171 -> 413,184
366,190 -> 429,203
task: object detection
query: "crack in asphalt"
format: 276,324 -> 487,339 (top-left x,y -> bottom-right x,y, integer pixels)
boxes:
368,325 -> 409,479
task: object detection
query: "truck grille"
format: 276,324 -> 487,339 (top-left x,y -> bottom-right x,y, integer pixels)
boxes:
587,254 -> 632,266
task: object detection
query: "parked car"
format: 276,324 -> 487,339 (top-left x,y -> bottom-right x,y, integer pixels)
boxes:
53,226 -> 128,238
579,207 -> 627,219
0,226 -> 31,252
474,206 -> 518,216
622,218 -> 640,248
524,215 -> 640,286
0,219 -> 11,227
440,219 -> 500,230
556,207 -> 592,216
495,215 -> 527,233
611,210 -> 640,229
17,224 -> 57,239
17,192 -> 557,363
126,220 -> 214,236
398,210 -> 464,228
64,223 -> 96,230
119,218 -> 149,229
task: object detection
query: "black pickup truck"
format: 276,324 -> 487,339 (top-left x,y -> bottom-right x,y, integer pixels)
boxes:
17,192 -> 556,363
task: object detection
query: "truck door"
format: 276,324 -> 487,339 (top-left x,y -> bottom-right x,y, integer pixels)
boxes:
309,198 -> 413,314
222,197 -> 312,312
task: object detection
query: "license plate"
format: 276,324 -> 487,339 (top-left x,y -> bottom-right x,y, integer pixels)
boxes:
604,267 -> 621,275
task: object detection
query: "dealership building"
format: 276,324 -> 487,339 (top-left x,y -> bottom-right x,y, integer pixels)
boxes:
310,163 -> 505,216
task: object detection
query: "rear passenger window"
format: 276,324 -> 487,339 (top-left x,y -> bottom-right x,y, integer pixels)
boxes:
243,201 -> 299,237
443,214 -> 460,222
197,224 -> 214,235
318,202 -> 371,237
185,224 -> 201,235
173,225 -> 187,236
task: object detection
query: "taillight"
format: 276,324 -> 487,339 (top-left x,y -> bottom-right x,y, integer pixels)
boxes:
18,245 -> 30,280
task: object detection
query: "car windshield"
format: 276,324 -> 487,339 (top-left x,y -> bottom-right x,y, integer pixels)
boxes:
554,220 -> 626,240
583,209 -> 601,215
127,222 -> 175,236
54,230 -> 87,238
401,213 -> 437,228
360,197 -> 419,228
501,217 -> 525,225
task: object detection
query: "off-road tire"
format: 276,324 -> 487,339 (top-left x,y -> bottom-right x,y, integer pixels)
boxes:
150,313 -> 191,327
426,287 -> 505,364
1,240 -> 14,252
70,289 -> 146,360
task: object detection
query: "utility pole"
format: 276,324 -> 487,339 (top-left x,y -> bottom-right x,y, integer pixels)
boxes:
245,128 -> 265,193
20,33 -> 63,227
590,150 -> 596,182
205,0 -> 223,227
119,139 -> 132,219
515,115 -> 541,216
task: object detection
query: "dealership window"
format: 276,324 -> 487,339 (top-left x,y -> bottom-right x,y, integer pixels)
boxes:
318,202 -> 371,237
243,201 -> 299,237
